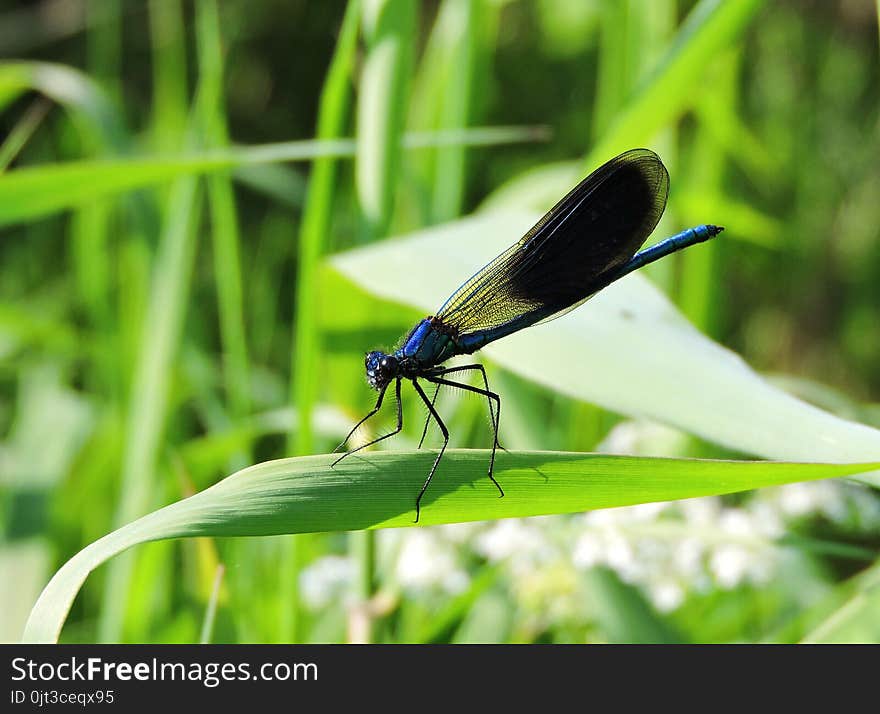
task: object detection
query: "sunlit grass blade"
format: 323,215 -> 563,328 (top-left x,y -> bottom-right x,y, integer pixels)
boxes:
331,211 -> 880,482
586,0 -> 764,166
286,0 -> 363,644
484,0 -> 765,211
408,0 -> 486,223
593,0 -> 675,141
70,4 -> 125,384
196,0 -> 251,458
354,0 -> 417,641
676,190 -> 783,248
22,451 -> 879,643
0,126 -> 544,228
97,0 -> 195,645
149,0 -> 188,151
356,0 -> 415,237
97,176 -> 201,643
290,0 -> 361,456
674,54 -> 730,336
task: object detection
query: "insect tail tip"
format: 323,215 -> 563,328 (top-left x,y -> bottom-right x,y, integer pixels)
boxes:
708,224 -> 725,237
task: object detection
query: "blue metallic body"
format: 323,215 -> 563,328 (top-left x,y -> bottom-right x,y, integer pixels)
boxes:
395,224 -> 719,367
338,145 -> 723,525
397,319 -> 457,365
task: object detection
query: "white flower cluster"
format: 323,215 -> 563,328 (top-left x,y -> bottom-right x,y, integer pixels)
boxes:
298,421 -> 879,621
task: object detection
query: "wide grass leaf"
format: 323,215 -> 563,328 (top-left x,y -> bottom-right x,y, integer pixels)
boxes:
22,450 -> 879,643
331,211 -> 880,483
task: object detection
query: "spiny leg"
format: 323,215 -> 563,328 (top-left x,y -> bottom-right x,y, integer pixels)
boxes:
410,379 -> 449,523
434,363 -> 506,450
417,383 -> 441,449
333,382 -> 388,455
425,375 -> 504,498
332,379 -> 403,466
420,367 -> 493,449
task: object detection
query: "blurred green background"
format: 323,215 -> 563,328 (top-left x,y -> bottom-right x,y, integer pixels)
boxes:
2,0 -> 880,643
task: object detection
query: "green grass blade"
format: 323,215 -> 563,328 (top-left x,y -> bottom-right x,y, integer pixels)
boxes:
70,2 -> 125,382
592,0 -> 631,139
331,211 -> 880,481
97,176 -> 202,643
0,61 -> 125,148
290,0 -> 361,456
286,0 -> 362,644
586,0 -> 764,166
799,560 -> 880,644
585,566 -> 685,643
483,0 -> 764,212
353,0 -> 416,639
199,564 -> 225,644
0,98 -> 49,171
0,126 -> 542,228
356,0 -> 416,237
149,0 -> 188,151
86,0 -> 123,105
97,0 -> 196,644
408,0 -> 482,223
22,451 -> 879,643
675,53 -> 734,335
196,0 -> 251,450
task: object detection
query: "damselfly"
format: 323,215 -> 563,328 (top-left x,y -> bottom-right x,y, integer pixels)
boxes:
334,148 -> 723,521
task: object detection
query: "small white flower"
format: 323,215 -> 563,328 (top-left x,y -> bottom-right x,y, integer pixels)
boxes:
679,497 -> 721,527
572,533 -> 603,569
776,482 -> 828,518
718,508 -> 755,538
748,501 -> 785,539
710,544 -> 751,588
299,555 -> 354,609
437,521 -> 482,544
649,579 -> 685,612
672,537 -> 704,578
597,420 -> 689,457
395,531 -> 468,593
605,533 -> 637,580
628,502 -> 668,522
474,519 -> 540,562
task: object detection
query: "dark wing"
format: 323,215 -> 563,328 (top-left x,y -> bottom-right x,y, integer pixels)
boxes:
435,148 -> 669,335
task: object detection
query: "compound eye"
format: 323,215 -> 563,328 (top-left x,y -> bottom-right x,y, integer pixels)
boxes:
365,351 -> 383,370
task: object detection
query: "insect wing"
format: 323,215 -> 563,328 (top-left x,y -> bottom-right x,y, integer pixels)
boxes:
435,148 -> 669,336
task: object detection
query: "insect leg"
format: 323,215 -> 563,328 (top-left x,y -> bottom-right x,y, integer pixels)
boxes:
434,363 -> 499,437
332,379 -> 403,466
417,383 -> 442,449
411,379 -> 449,523
424,375 -> 504,498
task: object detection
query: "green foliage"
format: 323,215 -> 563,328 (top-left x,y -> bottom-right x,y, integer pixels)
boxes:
2,0 -> 879,645
22,451 -> 877,643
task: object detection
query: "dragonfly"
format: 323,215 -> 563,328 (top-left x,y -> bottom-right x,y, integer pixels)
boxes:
333,148 -> 723,522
